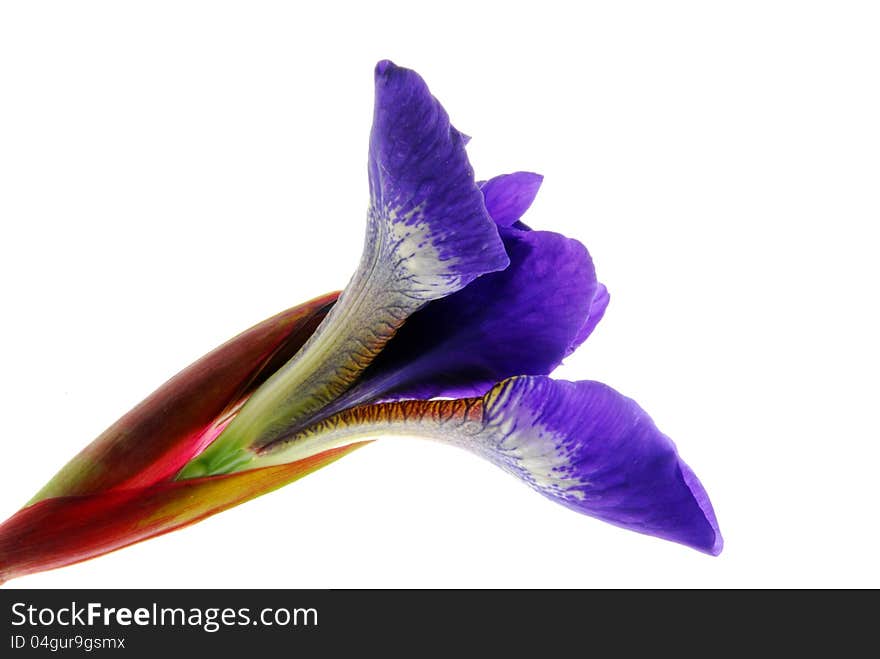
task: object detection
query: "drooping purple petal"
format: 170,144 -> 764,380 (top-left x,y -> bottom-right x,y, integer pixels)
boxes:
479,172 -> 544,227
254,376 -> 721,555
475,376 -> 722,554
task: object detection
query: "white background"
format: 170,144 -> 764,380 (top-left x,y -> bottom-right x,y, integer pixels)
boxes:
1,2 -> 878,588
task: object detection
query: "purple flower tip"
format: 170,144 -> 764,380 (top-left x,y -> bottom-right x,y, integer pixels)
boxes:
375,59 -> 396,78
679,461 -> 724,555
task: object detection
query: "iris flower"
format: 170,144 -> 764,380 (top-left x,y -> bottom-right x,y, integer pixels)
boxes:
0,61 -> 721,585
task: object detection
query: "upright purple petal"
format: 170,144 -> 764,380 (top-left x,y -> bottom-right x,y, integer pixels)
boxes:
479,172 -> 544,227
369,60 -> 509,290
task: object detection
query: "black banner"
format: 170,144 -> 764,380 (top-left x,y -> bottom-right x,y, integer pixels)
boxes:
0,589 -> 871,655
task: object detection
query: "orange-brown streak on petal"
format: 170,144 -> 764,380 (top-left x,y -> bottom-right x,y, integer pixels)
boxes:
263,397 -> 484,455
30,292 -> 339,503
0,442 -> 369,585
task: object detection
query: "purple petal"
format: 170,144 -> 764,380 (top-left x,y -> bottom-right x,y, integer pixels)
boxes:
369,60 -> 509,292
257,376 -> 721,555
479,172 -> 544,227
479,377 -> 723,554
